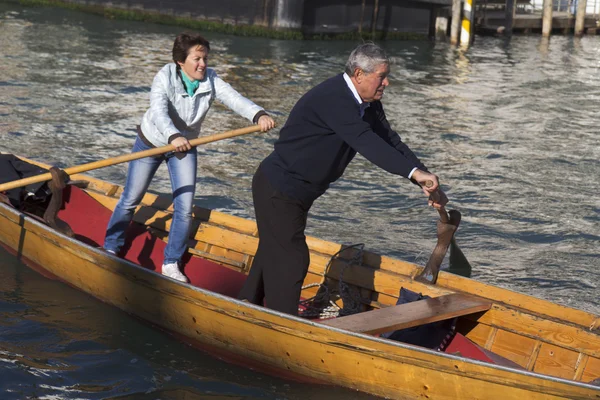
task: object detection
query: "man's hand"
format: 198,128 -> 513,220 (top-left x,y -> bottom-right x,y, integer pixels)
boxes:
257,115 -> 276,132
411,169 -> 449,209
171,136 -> 192,153
427,188 -> 448,210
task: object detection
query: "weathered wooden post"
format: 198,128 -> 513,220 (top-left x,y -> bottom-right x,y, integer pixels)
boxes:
450,0 -> 462,44
575,0 -> 588,36
371,0 -> 380,37
429,7 -> 437,39
460,0 -> 476,46
564,0 -> 574,34
431,7 -> 450,40
358,0 -> 366,33
542,0 -> 553,37
505,0 -> 516,34
263,0 -> 272,26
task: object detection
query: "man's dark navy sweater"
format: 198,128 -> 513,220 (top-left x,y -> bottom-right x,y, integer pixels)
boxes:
260,73 -> 427,204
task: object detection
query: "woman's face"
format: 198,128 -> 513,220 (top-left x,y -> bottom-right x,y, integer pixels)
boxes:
178,45 -> 208,81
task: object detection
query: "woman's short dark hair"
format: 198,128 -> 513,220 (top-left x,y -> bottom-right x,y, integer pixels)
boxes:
172,32 -> 210,65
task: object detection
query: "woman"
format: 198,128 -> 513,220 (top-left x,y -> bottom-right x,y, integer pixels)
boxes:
104,32 -> 275,282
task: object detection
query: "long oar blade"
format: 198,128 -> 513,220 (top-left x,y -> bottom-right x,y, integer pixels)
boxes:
0,125 -> 264,193
415,182 -> 473,284
415,209 -> 460,284
447,237 -> 472,278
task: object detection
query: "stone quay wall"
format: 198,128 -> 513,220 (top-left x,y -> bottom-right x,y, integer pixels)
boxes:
35,0 -> 434,37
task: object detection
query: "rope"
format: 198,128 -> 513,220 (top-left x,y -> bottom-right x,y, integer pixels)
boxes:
299,243 -> 366,319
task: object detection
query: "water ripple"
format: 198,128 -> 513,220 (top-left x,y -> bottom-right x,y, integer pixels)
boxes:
0,2 -> 599,397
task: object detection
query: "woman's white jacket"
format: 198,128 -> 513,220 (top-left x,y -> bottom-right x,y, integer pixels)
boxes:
140,63 -> 263,147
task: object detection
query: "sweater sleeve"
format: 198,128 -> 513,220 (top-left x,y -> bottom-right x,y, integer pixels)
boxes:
319,97 -> 419,179
372,102 -> 428,172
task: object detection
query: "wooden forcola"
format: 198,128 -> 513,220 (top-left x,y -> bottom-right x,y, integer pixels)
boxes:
415,180 -> 471,284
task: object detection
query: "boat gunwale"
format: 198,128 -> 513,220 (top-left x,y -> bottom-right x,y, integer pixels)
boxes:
8,153 -> 598,330
79,173 -> 600,332
1,201 -> 599,396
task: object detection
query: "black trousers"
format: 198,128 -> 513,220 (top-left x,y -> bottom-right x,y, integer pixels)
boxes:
238,166 -> 313,315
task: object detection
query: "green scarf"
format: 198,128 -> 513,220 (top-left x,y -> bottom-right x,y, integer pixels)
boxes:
180,70 -> 199,97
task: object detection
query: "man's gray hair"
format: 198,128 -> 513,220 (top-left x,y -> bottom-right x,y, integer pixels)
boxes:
344,43 -> 389,76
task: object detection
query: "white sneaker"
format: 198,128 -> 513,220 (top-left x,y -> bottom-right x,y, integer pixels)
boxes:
162,262 -> 188,283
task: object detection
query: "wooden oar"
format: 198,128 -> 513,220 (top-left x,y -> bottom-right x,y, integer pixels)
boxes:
0,125 -> 264,193
415,181 -> 472,284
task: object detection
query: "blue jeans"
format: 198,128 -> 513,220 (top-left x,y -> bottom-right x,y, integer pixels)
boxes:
104,136 -> 197,264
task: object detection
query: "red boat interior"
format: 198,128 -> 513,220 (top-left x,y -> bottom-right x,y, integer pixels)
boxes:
53,185 -> 521,370
58,185 -> 248,298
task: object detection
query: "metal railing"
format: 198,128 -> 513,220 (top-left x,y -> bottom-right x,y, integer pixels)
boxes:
527,0 -> 600,15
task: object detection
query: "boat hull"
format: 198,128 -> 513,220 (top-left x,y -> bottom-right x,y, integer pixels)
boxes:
0,198 -> 598,399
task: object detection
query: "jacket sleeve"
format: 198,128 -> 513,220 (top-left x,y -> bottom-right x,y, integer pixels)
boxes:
373,102 -> 428,172
320,97 -> 419,179
148,70 -> 181,140
213,74 -> 264,122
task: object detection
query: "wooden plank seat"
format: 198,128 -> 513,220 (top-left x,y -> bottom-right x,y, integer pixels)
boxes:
321,293 -> 492,335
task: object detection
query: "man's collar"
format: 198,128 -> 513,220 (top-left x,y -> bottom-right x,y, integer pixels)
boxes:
343,73 -> 363,105
343,73 -> 370,117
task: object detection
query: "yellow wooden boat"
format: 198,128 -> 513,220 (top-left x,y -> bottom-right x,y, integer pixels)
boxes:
0,155 -> 598,400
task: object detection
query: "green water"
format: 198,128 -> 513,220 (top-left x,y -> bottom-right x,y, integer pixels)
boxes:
1,2 -> 599,398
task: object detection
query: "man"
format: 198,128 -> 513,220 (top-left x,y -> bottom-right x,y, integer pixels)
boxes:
238,43 -> 448,315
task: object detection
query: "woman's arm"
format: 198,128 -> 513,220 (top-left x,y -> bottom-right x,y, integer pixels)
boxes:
148,71 -> 181,143
213,74 -> 265,122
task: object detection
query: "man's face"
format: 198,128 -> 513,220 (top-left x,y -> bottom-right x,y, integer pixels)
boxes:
355,63 -> 390,102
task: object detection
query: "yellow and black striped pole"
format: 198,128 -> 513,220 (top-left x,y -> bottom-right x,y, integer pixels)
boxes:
460,0 -> 475,46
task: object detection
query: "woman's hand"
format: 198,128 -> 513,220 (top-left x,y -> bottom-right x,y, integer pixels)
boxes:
257,115 -> 276,132
171,136 -> 192,152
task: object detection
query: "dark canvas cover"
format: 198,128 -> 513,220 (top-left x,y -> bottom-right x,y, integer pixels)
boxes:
381,287 -> 457,350
0,154 -> 49,208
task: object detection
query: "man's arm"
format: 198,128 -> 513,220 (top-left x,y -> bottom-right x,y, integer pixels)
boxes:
371,101 -> 428,172
319,94 -> 446,206
323,108 -> 417,178
348,100 -> 446,200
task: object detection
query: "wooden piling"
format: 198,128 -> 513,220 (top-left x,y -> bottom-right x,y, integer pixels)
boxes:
542,0 -> 553,37
450,0 -> 462,45
460,0 -> 475,46
429,7 -> 437,39
435,9 -> 449,40
505,0 -> 516,34
574,0 -> 588,36
371,0 -> 380,37
358,0 -> 366,33
263,0 -> 271,26
429,7 -> 449,40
